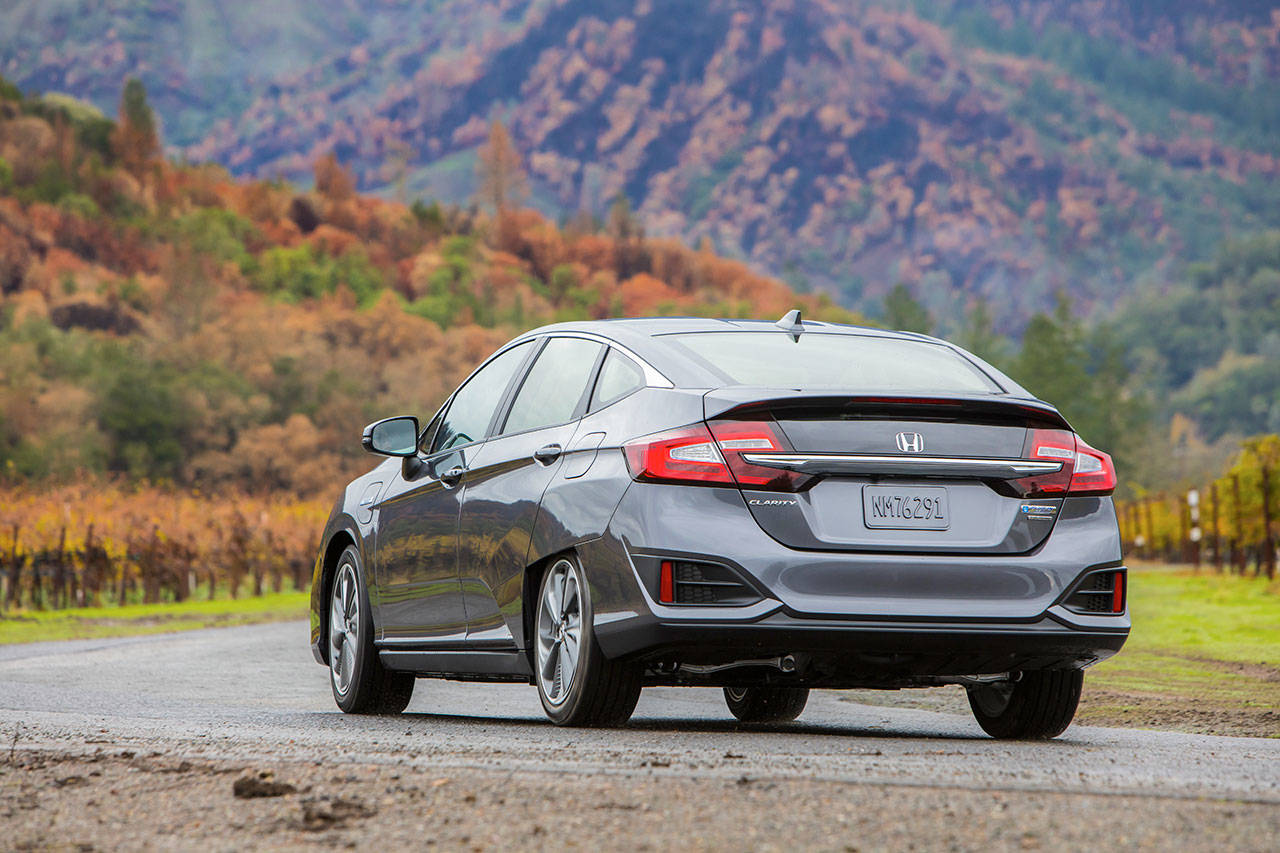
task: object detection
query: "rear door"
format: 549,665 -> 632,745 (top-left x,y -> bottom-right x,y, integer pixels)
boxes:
456,336 -> 606,649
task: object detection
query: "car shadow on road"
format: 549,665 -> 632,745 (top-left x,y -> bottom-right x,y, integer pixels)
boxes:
370,710 -> 995,742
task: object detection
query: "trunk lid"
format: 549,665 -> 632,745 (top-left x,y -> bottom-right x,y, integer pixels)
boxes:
704,391 -> 1072,555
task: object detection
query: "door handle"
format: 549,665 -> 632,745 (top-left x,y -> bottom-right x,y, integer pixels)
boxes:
440,465 -> 466,487
533,443 -> 563,465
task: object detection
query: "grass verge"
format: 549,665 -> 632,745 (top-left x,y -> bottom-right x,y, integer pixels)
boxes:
1079,562 -> 1280,737
0,590 -> 310,645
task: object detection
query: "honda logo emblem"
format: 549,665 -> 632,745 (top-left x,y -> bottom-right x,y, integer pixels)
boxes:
895,432 -> 925,453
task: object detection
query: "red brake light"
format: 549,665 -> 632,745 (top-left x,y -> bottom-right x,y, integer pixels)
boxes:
623,419 -> 812,491
1016,428 -> 1077,496
1016,429 -> 1116,497
623,424 -> 735,485
1071,438 -> 1117,496
709,419 -> 812,492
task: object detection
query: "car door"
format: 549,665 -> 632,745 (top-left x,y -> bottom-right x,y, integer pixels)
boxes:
372,340 -> 536,645
456,336 -> 606,649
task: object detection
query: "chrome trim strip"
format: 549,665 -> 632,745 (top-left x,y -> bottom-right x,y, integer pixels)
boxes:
739,453 -> 1062,478
513,330 -> 674,388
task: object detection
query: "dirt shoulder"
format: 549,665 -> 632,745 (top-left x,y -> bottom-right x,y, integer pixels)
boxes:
840,653 -> 1280,740
3,749 -> 1277,852
1078,650 -> 1280,738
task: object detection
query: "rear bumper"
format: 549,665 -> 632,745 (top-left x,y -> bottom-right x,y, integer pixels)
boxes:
585,481 -> 1129,684
594,609 -> 1127,684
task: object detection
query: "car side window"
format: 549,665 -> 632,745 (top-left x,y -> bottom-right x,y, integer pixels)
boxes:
501,337 -> 605,435
590,348 -> 646,411
430,340 -> 533,454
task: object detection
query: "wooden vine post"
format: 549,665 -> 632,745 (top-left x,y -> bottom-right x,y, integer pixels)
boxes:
1210,482 -> 1223,573
1261,465 -> 1276,580
1231,474 -> 1246,575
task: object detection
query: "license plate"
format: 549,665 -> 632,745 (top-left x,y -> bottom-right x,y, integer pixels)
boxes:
863,485 -> 950,530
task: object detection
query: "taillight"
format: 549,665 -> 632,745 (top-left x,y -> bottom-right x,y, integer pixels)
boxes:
623,419 -> 812,491
1014,428 -> 1116,497
710,419 -> 812,492
623,424 -> 734,485
1015,428 -> 1076,496
1071,438 -> 1117,495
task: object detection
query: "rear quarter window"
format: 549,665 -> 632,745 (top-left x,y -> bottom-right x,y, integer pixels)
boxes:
663,332 -> 1002,394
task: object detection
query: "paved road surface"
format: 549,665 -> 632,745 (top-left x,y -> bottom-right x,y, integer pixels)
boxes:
1,622 -> 1278,850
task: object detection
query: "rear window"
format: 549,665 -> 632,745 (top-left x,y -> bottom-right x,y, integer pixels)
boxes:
664,332 -> 1002,394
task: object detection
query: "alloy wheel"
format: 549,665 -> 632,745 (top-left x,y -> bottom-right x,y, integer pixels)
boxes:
329,562 -> 360,697
536,559 -> 582,706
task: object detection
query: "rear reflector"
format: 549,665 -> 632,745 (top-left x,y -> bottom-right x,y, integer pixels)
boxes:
659,560 -> 675,604
1063,568 -> 1126,614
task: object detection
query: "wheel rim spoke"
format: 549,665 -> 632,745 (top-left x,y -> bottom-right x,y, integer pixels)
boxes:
541,641 -> 560,685
561,631 -> 578,677
542,582 -> 559,625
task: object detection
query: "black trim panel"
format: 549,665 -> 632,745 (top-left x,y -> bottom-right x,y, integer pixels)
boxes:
378,649 -> 533,682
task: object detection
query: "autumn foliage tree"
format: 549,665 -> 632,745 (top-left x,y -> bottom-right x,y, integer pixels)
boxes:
313,151 -> 355,202
110,77 -> 159,183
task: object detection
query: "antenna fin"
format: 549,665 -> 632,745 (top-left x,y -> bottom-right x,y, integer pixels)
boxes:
775,309 -> 804,341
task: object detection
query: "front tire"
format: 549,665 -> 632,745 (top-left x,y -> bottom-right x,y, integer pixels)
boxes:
328,546 -> 415,715
535,555 -> 641,727
967,670 -> 1083,739
723,686 -> 809,723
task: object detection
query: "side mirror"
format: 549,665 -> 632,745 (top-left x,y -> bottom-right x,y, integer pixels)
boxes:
362,416 -> 419,457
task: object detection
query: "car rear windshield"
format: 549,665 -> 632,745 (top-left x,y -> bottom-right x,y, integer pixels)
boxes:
663,332 -> 1003,393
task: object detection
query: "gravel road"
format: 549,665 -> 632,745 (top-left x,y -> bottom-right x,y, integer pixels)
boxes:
1,622 -> 1277,850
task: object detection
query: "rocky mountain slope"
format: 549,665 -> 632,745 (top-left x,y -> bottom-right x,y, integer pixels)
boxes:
3,0 -> 1279,331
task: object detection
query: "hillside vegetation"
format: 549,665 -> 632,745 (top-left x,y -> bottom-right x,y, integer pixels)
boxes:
6,1 -> 1276,334
0,76 -> 854,493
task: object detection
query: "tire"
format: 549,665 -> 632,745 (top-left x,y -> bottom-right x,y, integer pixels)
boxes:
967,670 -> 1083,739
328,546 -> 415,715
535,555 -> 642,727
723,686 -> 809,723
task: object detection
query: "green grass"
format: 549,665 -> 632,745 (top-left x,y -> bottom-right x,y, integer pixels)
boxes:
0,590 -> 310,645
1084,563 -> 1280,735
1114,563 -> 1280,666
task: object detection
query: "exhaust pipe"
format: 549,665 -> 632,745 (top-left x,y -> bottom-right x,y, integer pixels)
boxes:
675,654 -> 800,676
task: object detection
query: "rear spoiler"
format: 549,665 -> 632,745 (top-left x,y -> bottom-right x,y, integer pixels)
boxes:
701,389 -> 1072,431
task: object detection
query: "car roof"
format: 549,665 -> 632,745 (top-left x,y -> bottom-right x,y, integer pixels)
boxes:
523,315 -> 930,340
510,315 -> 1031,397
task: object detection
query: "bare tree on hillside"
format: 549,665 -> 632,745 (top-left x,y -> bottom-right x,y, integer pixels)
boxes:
475,120 -> 527,213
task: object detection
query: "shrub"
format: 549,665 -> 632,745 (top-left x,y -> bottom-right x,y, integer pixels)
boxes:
95,355 -> 191,479
247,244 -> 386,305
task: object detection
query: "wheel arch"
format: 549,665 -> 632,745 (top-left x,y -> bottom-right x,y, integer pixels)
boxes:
521,548 -> 579,672
316,528 -> 360,656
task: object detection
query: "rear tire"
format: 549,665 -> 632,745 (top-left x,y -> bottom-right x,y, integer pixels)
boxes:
535,555 -> 642,727
328,546 -> 415,715
723,686 -> 809,723
967,670 -> 1083,739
